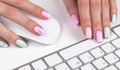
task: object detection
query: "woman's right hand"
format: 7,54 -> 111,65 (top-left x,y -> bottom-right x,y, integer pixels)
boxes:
0,0 -> 52,48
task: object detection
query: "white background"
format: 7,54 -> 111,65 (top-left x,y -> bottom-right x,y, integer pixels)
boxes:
0,0 -> 119,70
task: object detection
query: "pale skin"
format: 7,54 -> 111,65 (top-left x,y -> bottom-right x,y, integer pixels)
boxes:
0,0 -> 117,48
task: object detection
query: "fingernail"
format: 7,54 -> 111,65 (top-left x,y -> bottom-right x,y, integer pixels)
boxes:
104,27 -> 111,39
41,11 -> 52,19
16,39 -> 27,48
112,14 -> 117,23
96,31 -> 103,43
72,14 -> 79,25
86,27 -> 92,38
34,26 -> 46,36
0,41 -> 9,48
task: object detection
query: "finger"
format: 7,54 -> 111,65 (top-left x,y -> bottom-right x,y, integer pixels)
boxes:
1,0 -> 52,20
0,37 -> 9,48
102,0 -> 111,39
110,0 -> 117,23
63,0 -> 79,25
78,0 -> 92,39
0,22 -> 27,48
90,0 -> 103,43
0,2 -> 45,36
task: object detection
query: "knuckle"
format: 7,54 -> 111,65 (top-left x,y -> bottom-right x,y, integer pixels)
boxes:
80,0 -> 89,8
103,18 -> 110,25
32,5 -> 43,14
111,9 -> 117,13
103,18 -> 110,22
81,18 -> 91,25
0,3 -> 17,16
102,0 -> 109,8
14,0 -> 26,6
4,7 -> 17,17
93,21 -> 101,27
25,19 -> 36,29
33,5 -> 40,12
5,31 -> 18,42
91,0 -> 101,10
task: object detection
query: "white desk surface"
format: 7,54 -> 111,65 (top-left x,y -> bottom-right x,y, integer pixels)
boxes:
0,0 -> 119,70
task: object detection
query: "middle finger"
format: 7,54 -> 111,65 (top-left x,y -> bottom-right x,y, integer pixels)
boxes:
90,0 -> 103,43
1,0 -> 52,20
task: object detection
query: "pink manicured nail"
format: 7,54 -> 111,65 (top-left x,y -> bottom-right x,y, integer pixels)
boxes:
96,31 -> 103,43
86,27 -> 92,38
34,26 -> 46,36
41,11 -> 52,19
72,14 -> 79,25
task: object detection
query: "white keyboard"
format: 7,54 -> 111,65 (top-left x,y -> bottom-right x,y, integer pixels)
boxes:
14,24 -> 120,70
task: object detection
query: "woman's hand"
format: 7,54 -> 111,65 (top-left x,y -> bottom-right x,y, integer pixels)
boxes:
64,0 -> 117,43
0,0 -> 52,48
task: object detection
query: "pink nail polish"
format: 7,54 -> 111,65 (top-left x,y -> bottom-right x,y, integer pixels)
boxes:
34,26 -> 46,36
72,14 -> 79,25
86,27 -> 92,38
41,11 -> 52,19
96,31 -> 103,43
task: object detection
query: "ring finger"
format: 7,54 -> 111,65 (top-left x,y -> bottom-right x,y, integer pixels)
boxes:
90,0 -> 103,43
102,0 -> 111,39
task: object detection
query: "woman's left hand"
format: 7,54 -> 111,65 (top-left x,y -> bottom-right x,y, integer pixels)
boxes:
64,0 -> 117,43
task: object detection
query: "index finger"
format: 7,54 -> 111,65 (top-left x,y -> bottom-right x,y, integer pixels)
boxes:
1,0 -> 52,20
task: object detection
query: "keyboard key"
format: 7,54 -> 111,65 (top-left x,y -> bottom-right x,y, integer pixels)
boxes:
32,60 -> 47,70
47,68 -> 54,70
75,69 -> 80,70
104,53 -> 119,64
81,63 -> 96,70
101,43 -> 115,53
18,65 -> 31,70
59,33 -> 117,60
44,54 -> 63,67
93,58 -> 108,69
90,47 -> 105,58
104,65 -> 118,70
113,26 -> 120,36
112,38 -> 120,48
115,49 -> 120,57
55,63 -> 70,70
115,62 -> 120,69
67,57 -> 82,69
79,52 -> 94,63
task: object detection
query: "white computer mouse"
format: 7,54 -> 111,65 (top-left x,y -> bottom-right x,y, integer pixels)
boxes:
0,13 -> 61,45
